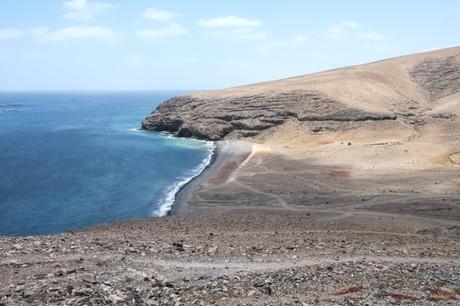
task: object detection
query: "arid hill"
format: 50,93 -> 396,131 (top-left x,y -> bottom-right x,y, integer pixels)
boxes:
142,47 -> 460,142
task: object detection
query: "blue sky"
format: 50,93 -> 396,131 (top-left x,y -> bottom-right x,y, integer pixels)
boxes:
0,0 -> 459,90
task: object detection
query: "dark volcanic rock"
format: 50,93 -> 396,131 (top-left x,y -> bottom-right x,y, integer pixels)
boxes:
410,56 -> 460,100
141,91 -> 396,140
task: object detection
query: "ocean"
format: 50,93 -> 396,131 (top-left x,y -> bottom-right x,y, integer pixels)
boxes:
0,91 -> 213,236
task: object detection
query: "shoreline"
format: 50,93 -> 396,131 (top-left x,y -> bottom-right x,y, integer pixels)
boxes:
168,141 -> 220,216
170,140 -> 254,215
151,138 -> 216,217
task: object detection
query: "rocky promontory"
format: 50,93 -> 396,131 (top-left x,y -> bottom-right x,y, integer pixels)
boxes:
141,91 -> 397,140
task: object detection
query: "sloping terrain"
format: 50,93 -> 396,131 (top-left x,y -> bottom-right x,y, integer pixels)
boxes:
143,47 -> 460,222
142,47 -> 460,142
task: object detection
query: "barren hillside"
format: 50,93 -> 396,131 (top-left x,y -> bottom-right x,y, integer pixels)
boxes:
142,47 -> 460,145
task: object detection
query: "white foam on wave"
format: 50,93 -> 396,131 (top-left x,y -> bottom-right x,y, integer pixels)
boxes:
152,140 -> 216,217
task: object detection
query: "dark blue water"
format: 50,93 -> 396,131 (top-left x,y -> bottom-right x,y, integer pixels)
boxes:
0,92 -> 212,236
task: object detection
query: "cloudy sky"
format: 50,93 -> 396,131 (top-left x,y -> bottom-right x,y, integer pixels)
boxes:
0,0 -> 459,90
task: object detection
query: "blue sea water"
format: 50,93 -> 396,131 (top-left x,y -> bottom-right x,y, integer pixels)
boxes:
0,91 -> 213,236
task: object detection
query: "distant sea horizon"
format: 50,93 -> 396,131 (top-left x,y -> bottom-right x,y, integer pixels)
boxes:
0,91 -> 213,236
0,89 -> 206,93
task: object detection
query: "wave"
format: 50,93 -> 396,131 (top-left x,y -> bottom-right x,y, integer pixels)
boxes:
0,104 -> 27,108
0,105 -> 25,114
152,140 -> 216,217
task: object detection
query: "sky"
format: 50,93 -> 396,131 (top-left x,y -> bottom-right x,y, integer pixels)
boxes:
0,0 -> 459,90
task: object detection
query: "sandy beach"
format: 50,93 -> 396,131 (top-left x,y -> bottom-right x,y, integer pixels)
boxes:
171,140 -> 253,215
177,138 -> 460,225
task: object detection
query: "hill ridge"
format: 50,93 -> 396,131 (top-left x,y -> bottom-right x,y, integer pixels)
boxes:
142,46 -> 460,141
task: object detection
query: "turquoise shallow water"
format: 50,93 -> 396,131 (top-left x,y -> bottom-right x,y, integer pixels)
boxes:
0,91 -> 212,236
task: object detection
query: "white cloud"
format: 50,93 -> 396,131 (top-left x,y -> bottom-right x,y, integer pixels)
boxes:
0,28 -> 25,39
271,34 -> 307,47
362,44 -> 398,52
326,21 -> 387,45
327,20 -> 360,39
340,21 -> 360,29
360,31 -> 384,41
31,27 -> 49,37
63,0 -> 117,20
126,56 -> 144,64
142,8 -> 179,21
64,0 -> 87,9
314,52 -> 329,60
33,26 -> 117,42
199,16 -> 265,41
327,25 -> 344,36
21,51 -> 51,60
197,16 -> 262,28
166,57 -> 197,64
210,28 -> 266,40
290,34 -> 307,43
136,23 -> 188,39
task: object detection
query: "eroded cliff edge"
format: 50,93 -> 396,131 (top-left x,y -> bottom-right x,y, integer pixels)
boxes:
141,91 -> 398,140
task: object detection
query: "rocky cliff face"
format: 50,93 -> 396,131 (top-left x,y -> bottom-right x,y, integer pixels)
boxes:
141,91 -> 396,140
409,55 -> 460,101
142,47 -> 460,141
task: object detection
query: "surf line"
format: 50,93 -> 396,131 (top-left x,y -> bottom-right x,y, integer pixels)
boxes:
153,141 -> 216,217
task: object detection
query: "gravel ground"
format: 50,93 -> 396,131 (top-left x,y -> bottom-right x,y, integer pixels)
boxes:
1,212 -> 459,305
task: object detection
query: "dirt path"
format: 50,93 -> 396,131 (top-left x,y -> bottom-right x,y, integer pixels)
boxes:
151,255 -> 460,273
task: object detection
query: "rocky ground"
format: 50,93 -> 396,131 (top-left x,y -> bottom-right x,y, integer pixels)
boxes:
1,213 -> 459,305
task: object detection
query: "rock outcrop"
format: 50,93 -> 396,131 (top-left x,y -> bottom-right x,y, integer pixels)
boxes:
409,55 -> 460,101
141,91 -> 396,140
